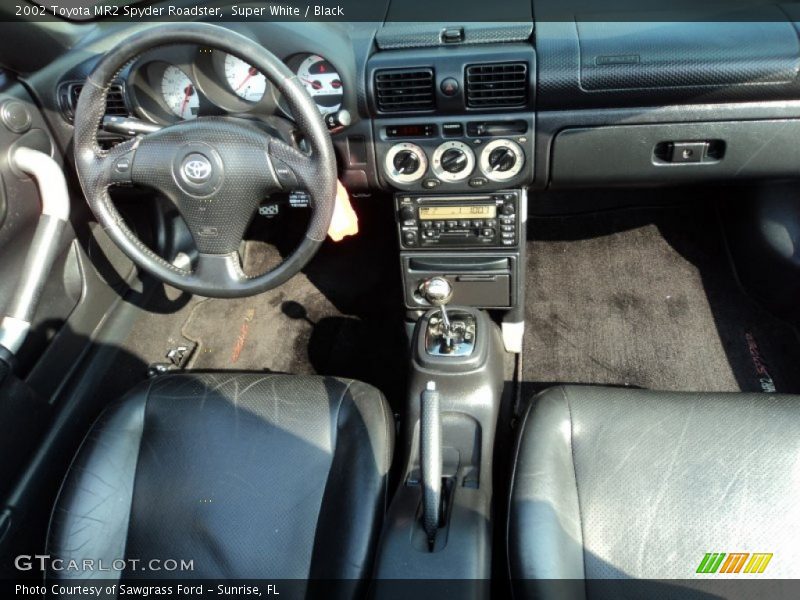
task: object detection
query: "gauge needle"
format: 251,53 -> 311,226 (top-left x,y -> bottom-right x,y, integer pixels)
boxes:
301,78 -> 323,90
180,84 -> 195,118
237,66 -> 258,91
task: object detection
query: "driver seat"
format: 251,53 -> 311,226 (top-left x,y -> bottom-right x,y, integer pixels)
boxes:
47,373 -> 393,588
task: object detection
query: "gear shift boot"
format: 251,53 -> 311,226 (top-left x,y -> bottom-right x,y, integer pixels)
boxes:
419,276 -> 477,357
425,310 -> 477,356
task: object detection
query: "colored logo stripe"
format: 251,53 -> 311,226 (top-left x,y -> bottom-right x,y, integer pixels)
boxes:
697,553 -> 726,573
719,553 -> 749,573
744,553 -> 773,574
697,552 -> 773,574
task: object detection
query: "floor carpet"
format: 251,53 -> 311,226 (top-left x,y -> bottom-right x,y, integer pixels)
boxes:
522,203 -> 800,394
109,198 -> 408,409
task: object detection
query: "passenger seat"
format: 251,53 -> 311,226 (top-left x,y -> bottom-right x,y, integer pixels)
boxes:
508,385 -> 800,597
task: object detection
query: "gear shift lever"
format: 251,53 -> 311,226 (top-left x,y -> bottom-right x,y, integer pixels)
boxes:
420,277 -> 453,336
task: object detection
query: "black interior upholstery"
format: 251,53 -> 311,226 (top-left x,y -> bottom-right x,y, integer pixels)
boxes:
47,373 -> 393,591
508,385 -> 800,597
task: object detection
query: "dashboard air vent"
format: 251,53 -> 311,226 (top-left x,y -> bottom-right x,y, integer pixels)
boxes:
374,68 -> 435,112
465,63 -> 528,108
59,81 -> 129,122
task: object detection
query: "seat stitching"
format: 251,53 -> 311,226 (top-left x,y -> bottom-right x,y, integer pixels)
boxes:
506,389 -> 534,593
335,377 -> 355,451
376,385 -> 391,475
563,386 -> 588,597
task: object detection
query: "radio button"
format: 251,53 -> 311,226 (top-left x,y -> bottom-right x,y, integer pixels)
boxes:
403,231 -> 418,246
481,228 -> 495,237
458,220 -> 470,228
501,224 -> 515,232
472,220 -> 483,227
421,221 -> 433,230
502,231 -> 515,239
434,221 -> 445,229
399,205 -> 415,221
446,220 -> 458,228
485,219 -> 497,227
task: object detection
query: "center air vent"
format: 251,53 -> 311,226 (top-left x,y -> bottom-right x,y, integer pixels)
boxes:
58,81 -> 129,122
465,63 -> 528,108
374,68 -> 435,113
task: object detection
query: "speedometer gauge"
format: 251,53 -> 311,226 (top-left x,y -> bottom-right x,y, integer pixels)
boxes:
296,55 -> 343,115
161,66 -> 198,120
224,54 -> 267,102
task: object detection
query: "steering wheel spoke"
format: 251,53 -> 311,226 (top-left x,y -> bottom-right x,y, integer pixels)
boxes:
268,137 -> 315,191
193,252 -> 247,288
101,137 -> 141,187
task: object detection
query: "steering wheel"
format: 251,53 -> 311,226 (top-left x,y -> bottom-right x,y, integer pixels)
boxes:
73,23 -> 337,298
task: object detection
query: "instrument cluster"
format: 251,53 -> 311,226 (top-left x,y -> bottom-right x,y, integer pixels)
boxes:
126,46 -> 345,124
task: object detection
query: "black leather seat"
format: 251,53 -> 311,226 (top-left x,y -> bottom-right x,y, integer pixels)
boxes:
48,373 -> 393,590
509,385 -> 800,598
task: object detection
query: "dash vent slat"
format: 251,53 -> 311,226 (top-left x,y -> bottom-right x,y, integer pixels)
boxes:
465,63 -> 528,108
60,81 -> 129,122
374,68 -> 435,113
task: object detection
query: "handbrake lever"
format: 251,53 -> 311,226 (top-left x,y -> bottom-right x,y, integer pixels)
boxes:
420,381 -> 442,550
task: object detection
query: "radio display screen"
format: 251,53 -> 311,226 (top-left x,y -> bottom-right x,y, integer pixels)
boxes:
419,205 -> 496,220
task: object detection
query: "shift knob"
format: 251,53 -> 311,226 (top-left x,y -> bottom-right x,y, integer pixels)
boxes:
420,277 -> 452,307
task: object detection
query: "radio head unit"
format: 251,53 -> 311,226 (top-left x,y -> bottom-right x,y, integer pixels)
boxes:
396,191 -> 519,249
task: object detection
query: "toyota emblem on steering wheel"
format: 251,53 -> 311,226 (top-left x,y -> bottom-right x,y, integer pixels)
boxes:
182,154 -> 213,183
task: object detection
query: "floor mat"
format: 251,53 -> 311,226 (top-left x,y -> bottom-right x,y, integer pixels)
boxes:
110,199 -> 408,408
523,203 -> 800,394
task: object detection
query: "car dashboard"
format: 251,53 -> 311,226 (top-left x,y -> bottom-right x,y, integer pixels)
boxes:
3,1 -> 800,593
8,4 -> 800,343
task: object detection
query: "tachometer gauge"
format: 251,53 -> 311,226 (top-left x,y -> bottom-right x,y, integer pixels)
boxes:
224,54 -> 267,102
161,66 -> 199,120
296,55 -> 343,115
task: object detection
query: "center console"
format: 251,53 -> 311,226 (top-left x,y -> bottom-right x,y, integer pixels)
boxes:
366,37 -> 535,596
365,44 -> 534,353
373,281 -> 505,592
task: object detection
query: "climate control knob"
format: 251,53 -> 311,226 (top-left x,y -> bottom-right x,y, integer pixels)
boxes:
440,148 -> 468,173
385,143 -> 427,184
488,147 -> 517,172
394,150 -> 421,175
432,141 -> 475,183
480,139 -> 525,182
